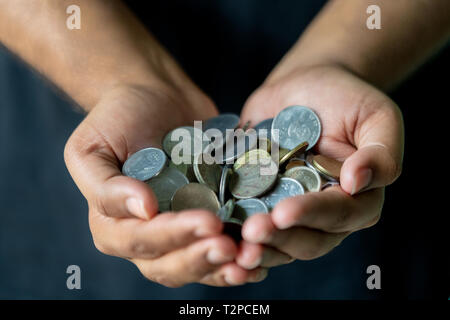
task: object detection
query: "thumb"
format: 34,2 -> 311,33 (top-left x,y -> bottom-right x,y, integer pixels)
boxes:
64,134 -> 158,220
340,103 -> 404,195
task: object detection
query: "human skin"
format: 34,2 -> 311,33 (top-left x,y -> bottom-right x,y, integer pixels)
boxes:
0,0 -> 449,285
235,0 -> 450,269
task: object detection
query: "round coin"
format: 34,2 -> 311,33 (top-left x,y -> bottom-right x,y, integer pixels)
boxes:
311,154 -> 343,181
285,159 -> 306,170
279,141 -> 309,165
272,106 -> 321,151
122,147 -> 167,181
220,130 -> 258,164
162,126 -> 207,161
219,166 -> 232,206
147,166 -> 189,212
234,198 -> 269,221
169,161 -> 197,182
284,166 -> 321,192
203,114 -> 240,138
260,177 -> 304,210
233,149 -> 273,171
229,156 -> 278,199
193,154 -> 222,193
171,183 -> 220,212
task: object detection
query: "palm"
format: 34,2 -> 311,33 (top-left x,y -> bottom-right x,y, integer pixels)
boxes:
241,65 -> 399,163
82,86 -> 218,165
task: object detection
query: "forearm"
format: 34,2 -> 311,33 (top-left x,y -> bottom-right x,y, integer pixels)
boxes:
268,0 -> 450,90
0,0 -> 194,110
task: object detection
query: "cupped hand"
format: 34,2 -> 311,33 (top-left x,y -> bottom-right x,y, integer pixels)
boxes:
235,65 -> 404,269
64,84 -> 267,287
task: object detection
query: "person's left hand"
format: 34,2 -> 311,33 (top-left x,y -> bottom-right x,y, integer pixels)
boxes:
234,65 -> 404,270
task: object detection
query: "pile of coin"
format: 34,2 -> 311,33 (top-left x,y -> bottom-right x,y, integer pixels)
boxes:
122,106 -> 343,236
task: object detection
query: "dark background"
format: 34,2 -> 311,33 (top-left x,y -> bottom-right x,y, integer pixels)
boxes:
0,0 -> 448,299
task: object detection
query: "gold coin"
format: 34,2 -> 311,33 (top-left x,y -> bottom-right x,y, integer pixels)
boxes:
285,159 -> 306,170
171,183 -> 220,212
233,149 -> 273,171
279,141 -> 309,165
311,154 -> 343,181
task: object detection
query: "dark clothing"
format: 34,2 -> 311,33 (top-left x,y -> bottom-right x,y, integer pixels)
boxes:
0,0 -> 447,299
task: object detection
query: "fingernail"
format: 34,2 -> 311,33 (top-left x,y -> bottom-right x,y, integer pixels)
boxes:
207,248 -> 233,264
250,268 -> 268,283
351,168 -> 372,195
224,274 -> 241,286
125,198 -> 148,219
243,254 -> 262,270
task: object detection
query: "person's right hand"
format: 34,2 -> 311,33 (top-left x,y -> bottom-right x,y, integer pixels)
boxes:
64,84 -> 268,287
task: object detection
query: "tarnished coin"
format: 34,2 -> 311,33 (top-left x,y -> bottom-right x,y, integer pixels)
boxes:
217,199 -> 235,221
254,118 -> 274,140
203,113 -> 240,138
272,106 -> 321,151
169,161 -> 197,182
311,154 -> 343,181
229,153 -> 278,199
284,166 -> 321,192
162,126 -> 207,161
260,177 -> 304,210
233,149 -> 273,171
286,159 -> 306,170
193,154 -> 222,193
219,166 -> 232,206
147,166 -> 189,212
234,198 -> 269,221
171,183 -> 220,212
122,147 -> 167,181
279,141 -> 309,165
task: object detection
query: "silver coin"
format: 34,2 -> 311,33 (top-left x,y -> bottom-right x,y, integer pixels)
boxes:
284,166 -> 321,192
193,154 -> 222,193
122,147 -> 167,181
146,166 -> 189,212
234,198 -> 269,221
254,118 -> 273,140
305,159 -> 338,182
220,131 -> 258,163
229,159 -> 278,199
171,183 -> 221,212
203,114 -> 240,137
223,217 -> 243,226
162,126 -> 207,161
219,166 -> 231,206
272,106 -> 321,151
260,177 -> 304,210
217,199 -> 235,221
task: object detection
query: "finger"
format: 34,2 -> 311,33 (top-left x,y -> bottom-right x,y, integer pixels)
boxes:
64,125 -> 158,220
90,209 -> 223,259
236,241 -> 292,269
133,235 -> 240,288
341,102 -> 404,195
199,263 -> 269,287
267,227 -> 349,261
270,186 -> 384,233
243,213 -> 349,260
